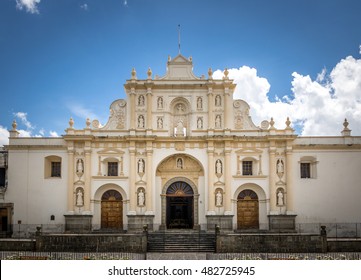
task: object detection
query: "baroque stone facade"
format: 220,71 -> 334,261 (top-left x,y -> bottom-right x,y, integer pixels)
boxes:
2,55 -> 361,236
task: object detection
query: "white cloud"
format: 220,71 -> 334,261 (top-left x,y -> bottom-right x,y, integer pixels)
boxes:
14,112 -> 34,130
49,131 -> 59,137
80,4 -> 88,11
214,53 -> 361,136
124,0 -> 128,6
16,0 -> 41,14
0,126 -> 9,146
67,104 -> 99,123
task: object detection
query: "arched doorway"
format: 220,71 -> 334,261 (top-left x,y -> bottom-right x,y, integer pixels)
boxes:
166,181 -> 194,229
101,190 -> 123,230
237,189 -> 259,229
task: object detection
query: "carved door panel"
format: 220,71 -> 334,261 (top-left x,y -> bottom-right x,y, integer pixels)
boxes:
101,190 -> 123,229
237,190 -> 259,229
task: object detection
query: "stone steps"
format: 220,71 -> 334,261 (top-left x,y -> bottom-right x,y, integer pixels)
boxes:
147,231 -> 215,252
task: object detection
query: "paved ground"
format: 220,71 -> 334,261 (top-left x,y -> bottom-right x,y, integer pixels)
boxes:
146,253 -> 207,260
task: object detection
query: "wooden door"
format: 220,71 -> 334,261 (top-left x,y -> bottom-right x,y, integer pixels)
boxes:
237,190 -> 259,229
101,190 -> 123,229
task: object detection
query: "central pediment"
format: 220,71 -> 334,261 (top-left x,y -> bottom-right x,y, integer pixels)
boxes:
158,54 -> 200,80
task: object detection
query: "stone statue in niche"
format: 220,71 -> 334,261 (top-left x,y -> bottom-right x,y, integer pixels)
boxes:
76,159 -> 84,175
138,95 -> 145,106
138,189 -> 145,207
175,120 -> 186,136
177,104 -> 185,114
176,158 -> 183,169
215,115 -> 221,128
215,95 -> 221,106
277,190 -> 284,206
197,97 -> 202,109
215,159 -> 222,174
197,117 -> 203,129
157,97 -> 163,109
76,189 -> 84,207
138,115 -> 145,128
216,190 -> 223,207
157,117 -> 163,129
138,159 -> 145,174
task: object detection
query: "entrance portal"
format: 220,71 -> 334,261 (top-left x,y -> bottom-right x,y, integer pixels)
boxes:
101,190 -> 123,230
166,181 -> 194,229
237,189 -> 259,229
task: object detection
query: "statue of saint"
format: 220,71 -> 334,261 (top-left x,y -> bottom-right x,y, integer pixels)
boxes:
277,160 -> 284,174
216,160 -> 222,174
76,189 -> 83,207
138,115 -> 144,128
157,117 -> 163,129
277,190 -> 284,206
176,120 -> 185,136
138,189 -> 145,206
215,95 -> 221,106
138,159 -> 145,173
215,115 -> 221,128
138,95 -> 145,106
76,159 -> 84,174
157,97 -> 163,109
216,190 -> 223,207
197,97 -> 202,109
177,158 -> 183,169
197,117 -> 203,129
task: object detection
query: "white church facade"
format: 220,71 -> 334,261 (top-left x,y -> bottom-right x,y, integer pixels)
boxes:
2,55 -> 361,237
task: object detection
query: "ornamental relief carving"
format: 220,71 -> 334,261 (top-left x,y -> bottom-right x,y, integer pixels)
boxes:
99,99 -> 127,130
233,99 -> 258,130
156,155 -> 204,176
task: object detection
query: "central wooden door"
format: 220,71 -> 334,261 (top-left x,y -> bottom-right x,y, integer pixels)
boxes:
237,189 -> 259,229
101,190 -> 123,230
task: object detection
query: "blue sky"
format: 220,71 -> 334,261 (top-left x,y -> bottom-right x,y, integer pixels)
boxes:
1,0 -> 361,145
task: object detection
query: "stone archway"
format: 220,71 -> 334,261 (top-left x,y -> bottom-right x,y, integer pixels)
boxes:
161,177 -> 199,230
166,181 -> 194,229
156,153 -> 204,230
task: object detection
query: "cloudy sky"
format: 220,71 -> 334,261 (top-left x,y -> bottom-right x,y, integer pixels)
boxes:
1,0 -> 361,146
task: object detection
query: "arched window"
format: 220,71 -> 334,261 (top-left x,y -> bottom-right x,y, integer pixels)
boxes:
44,155 -> 62,178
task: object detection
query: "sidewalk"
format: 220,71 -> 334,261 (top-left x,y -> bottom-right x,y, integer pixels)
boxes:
146,253 -> 207,260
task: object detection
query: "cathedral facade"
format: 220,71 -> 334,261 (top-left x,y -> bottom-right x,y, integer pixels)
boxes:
2,55 -> 361,237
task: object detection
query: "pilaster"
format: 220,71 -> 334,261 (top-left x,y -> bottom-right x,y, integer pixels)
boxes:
269,143 -> 277,213
286,142 -> 294,213
129,143 -> 136,214
129,87 -> 136,130
207,142 -> 215,214
224,142 -> 232,214
146,84 -> 153,131
146,143 -> 153,214
67,145 -> 74,212
207,83 -> 214,130
84,143 -> 91,212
